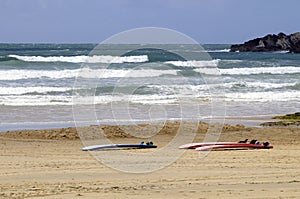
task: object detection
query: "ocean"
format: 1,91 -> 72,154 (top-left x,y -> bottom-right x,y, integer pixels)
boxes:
0,43 -> 299,131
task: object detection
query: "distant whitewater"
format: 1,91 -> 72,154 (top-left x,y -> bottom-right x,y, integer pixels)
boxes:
8,54 -> 149,63
0,43 -> 299,131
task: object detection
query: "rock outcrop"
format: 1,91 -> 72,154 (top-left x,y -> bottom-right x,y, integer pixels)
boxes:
260,112 -> 300,126
230,32 -> 300,53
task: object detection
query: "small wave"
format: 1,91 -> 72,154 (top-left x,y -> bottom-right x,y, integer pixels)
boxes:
0,87 -> 71,95
0,95 -> 73,106
2,82 -> 297,97
219,66 -> 300,75
8,54 -> 148,63
165,59 -> 220,67
0,94 -> 180,106
3,90 -> 299,106
284,83 -> 300,91
225,91 -> 300,102
193,68 -> 221,75
206,49 -> 230,53
0,56 -> 19,62
219,59 -> 243,64
151,82 -> 300,92
181,49 -> 230,53
1,66 -> 299,81
271,50 -> 289,54
146,85 -> 210,95
225,82 -> 298,89
0,69 -> 178,80
0,69 -> 77,80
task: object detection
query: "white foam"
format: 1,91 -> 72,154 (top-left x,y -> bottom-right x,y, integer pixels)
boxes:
2,89 -> 299,106
0,94 -> 180,106
147,85 -> 210,94
220,59 -> 243,63
165,59 -> 220,67
272,50 -> 289,54
192,66 -> 300,75
148,82 -> 299,94
1,82 -> 295,96
193,68 -> 221,75
220,66 -> 300,75
206,49 -> 230,53
225,91 -> 300,102
186,49 -> 230,53
224,82 -> 298,89
106,94 -> 178,105
89,94 -> 201,105
0,69 -> 78,80
0,95 -> 72,106
0,87 -> 71,95
0,69 -> 178,80
8,54 -> 148,63
76,95 -> 177,105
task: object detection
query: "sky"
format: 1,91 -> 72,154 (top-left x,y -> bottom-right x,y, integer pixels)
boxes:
1,0 -> 299,44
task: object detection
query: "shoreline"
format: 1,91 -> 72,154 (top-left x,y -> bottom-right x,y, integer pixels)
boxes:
0,115 -> 279,133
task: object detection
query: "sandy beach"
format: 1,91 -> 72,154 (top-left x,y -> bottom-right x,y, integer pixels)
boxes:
0,122 -> 299,198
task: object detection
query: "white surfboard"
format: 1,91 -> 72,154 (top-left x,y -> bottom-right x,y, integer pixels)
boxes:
82,143 -> 157,151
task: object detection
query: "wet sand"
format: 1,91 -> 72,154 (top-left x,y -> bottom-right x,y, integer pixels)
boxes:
0,122 -> 299,198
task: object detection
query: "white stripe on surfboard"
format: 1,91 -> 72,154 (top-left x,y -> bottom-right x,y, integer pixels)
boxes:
82,144 -> 119,151
179,142 -> 237,149
195,144 -> 273,151
82,143 -> 157,151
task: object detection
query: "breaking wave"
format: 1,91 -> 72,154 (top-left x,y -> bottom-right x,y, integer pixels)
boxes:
0,68 -> 178,80
8,54 -> 149,63
165,59 -> 219,67
219,66 -> 300,75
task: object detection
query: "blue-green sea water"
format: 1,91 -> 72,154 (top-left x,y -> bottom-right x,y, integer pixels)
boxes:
0,44 -> 299,131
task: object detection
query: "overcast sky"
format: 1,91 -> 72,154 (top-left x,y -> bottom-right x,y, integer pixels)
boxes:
1,0 -> 299,44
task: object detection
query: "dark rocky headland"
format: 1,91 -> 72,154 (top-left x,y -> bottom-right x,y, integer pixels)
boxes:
230,32 -> 300,53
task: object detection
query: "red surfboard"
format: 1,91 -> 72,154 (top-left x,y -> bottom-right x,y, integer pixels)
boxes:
195,143 -> 273,151
179,142 -> 239,149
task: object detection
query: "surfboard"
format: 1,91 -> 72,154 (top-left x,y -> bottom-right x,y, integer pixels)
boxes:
195,143 -> 273,151
82,143 -> 157,151
179,142 -> 238,149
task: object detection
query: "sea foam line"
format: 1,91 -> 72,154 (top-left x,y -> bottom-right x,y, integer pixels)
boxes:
1,82 -> 297,96
8,54 -> 149,63
219,66 -> 300,75
0,94 -> 180,106
225,91 -> 300,102
1,65 -> 300,81
0,87 -> 71,95
165,59 -> 220,67
206,49 -> 230,53
0,69 -> 178,80
1,90 -> 300,106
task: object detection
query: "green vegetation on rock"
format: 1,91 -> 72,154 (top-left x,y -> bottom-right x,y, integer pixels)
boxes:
273,112 -> 300,120
261,112 -> 300,126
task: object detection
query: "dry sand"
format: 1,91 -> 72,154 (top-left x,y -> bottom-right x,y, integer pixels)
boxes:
0,122 -> 299,198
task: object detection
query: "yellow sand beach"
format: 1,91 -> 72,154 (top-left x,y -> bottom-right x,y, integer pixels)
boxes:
0,122 -> 299,198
